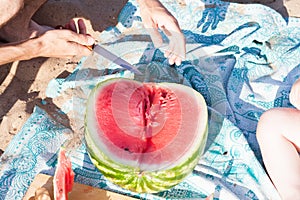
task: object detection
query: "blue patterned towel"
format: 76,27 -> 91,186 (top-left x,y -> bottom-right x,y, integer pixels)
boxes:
1,0 -> 300,199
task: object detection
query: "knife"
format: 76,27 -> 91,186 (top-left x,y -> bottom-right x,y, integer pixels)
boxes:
87,44 -> 142,75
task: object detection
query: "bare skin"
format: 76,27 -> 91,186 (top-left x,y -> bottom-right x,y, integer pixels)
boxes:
137,0 -> 186,66
0,23 -> 95,65
0,0 -> 95,65
0,0 -> 49,42
256,78 -> 300,200
0,0 -> 185,66
0,0 -> 24,27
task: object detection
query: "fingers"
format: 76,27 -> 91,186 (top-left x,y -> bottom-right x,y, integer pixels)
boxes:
36,30 -> 93,58
54,29 -> 95,54
148,28 -> 163,48
61,30 -> 94,46
141,13 -> 163,48
165,42 -> 184,66
34,17 -> 94,59
153,12 -> 185,65
138,0 -> 186,65
164,40 -> 185,66
146,21 -> 185,66
59,18 -> 94,47
64,18 -> 87,34
77,19 -> 87,34
160,24 -> 186,66
68,19 -> 77,32
68,42 -> 93,57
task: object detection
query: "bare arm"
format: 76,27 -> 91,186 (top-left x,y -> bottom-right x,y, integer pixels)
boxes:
0,39 -> 40,65
0,20 -> 95,65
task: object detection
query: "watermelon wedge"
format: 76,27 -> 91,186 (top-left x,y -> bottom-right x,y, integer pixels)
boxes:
85,78 -> 208,193
53,148 -> 75,200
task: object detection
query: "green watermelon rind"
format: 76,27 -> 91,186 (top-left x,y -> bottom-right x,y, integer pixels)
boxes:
84,78 -> 208,193
85,124 -> 207,193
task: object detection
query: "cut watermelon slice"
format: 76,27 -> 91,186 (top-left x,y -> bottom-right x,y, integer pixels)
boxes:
85,78 -> 208,193
53,148 -> 74,200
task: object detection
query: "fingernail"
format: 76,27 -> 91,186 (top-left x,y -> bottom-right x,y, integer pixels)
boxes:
169,59 -> 175,65
175,60 -> 181,66
87,36 -> 95,45
164,52 -> 169,58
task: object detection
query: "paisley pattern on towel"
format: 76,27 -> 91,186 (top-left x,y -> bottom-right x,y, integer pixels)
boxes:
1,0 -> 300,199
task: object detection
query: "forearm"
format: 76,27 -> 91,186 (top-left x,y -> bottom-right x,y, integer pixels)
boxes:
0,38 -> 41,65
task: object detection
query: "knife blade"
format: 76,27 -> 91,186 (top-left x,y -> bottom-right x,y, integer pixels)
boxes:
89,44 -> 142,75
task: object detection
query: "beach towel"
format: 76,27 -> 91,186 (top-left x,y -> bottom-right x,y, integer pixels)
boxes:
1,0 -> 300,199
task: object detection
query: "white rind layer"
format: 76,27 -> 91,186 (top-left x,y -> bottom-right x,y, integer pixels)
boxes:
85,78 -> 208,193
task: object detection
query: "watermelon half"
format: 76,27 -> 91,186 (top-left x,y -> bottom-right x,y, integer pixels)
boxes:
85,78 -> 208,193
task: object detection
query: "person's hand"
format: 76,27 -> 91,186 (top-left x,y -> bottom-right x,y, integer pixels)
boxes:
0,19 -> 95,65
33,18 -> 94,59
290,78 -> 300,110
137,0 -> 185,66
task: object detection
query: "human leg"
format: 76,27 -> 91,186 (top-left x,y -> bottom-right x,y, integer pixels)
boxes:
256,108 -> 300,199
0,0 -> 49,42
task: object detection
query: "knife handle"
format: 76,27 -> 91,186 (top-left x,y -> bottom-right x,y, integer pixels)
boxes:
86,44 -> 95,51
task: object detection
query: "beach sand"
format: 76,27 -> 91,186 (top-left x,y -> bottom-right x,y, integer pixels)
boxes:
0,0 -> 299,153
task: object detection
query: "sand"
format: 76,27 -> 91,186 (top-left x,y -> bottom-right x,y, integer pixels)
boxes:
0,0 -> 299,154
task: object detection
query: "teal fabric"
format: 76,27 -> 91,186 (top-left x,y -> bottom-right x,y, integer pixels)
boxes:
1,0 -> 300,199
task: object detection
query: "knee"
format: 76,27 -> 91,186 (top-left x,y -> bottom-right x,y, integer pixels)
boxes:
0,0 -> 24,26
280,188 -> 300,200
256,109 -> 280,144
11,0 -> 25,15
8,0 -> 24,14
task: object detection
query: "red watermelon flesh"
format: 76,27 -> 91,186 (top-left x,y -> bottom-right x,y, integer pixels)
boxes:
96,82 -> 180,153
53,148 -> 74,200
87,78 -> 205,171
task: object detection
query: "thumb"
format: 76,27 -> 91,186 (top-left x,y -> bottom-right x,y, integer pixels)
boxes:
147,28 -> 163,48
66,31 -> 95,46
